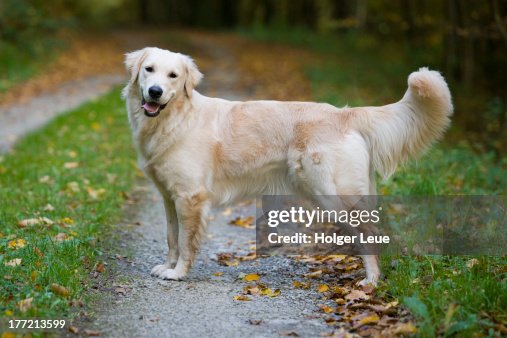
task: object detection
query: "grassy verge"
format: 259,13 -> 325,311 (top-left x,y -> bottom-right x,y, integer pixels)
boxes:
241,28 -> 507,336
0,88 -> 136,321
0,39 -> 64,94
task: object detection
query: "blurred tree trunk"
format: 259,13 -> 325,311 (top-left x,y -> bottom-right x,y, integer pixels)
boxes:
356,0 -> 368,29
490,0 -> 507,154
315,0 -> 333,33
273,0 -> 289,27
402,0 -> 416,39
139,0 -> 149,23
458,0 -> 475,93
445,0 -> 459,80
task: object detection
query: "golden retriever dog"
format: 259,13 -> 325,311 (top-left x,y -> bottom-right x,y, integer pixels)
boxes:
123,47 -> 452,286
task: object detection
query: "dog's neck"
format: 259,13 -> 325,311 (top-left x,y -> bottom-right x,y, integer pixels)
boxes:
127,86 -> 198,163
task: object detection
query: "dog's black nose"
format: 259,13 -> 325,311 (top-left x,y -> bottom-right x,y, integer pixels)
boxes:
148,86 -> 163,99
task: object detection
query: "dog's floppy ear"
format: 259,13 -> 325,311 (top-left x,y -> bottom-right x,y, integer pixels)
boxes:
182,55 -> 203,98
125,48 -> 149,85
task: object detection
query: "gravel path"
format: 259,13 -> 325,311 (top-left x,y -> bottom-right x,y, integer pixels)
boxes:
88,38 -> 329,338
0,74 -> 125,153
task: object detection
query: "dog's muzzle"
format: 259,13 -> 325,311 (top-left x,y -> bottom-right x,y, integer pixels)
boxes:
142,98 -> 167,117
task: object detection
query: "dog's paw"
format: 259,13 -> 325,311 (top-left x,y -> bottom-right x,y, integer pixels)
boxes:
150,264 -> 185,280
357,276 -> 378,287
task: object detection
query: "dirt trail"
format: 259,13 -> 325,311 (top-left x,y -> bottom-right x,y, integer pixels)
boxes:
0,75 -> 124,153
87,34 -> 329,338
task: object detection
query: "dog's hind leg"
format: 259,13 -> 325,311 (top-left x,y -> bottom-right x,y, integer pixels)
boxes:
292,135 -> 381,286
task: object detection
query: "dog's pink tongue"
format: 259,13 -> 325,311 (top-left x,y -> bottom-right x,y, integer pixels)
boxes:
142,102 -> 160,113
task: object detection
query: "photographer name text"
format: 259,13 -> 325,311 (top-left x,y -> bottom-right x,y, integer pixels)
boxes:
268,232 -> 390,245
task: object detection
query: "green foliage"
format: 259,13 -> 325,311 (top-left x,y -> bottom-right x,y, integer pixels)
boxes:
0,88 -> 136,318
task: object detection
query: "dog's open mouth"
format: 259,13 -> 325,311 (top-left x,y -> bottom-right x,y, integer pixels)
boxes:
142,98 -> 167,117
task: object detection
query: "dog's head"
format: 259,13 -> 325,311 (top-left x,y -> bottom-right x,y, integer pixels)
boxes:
124,47 -> 203,117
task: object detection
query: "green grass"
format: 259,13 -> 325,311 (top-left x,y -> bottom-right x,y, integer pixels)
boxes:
0,88 -> 136,320
378,150 -> 507,337
242,27 -> 507,336
0,39 -> 64,94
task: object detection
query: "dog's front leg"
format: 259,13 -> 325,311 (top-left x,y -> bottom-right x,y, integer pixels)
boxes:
151,197 -> 179,277
152,192 -> 209,280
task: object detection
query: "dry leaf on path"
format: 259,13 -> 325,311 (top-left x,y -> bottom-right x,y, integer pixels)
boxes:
243,273 -> 260,282
234,295 -> 251,301
229,216 -> 254,228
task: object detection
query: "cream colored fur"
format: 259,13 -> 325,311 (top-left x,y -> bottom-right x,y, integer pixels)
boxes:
123,47 -> 453,285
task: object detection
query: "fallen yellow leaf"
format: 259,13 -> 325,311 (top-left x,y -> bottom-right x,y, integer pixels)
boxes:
357,314 -> 380,326
261,288 -> 281,297
229,216 -> 254,228
391,322 -> 418,335
317,284 -> 329,293
319,304 -> 334,313
304,270 -> 322,278
214,272 -> 223,277
8,239 -> 26,249
233,295 -> 251,301
243,273 -> 260,282
293,281 -> 311,289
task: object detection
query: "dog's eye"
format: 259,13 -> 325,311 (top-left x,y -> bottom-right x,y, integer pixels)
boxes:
145,66 -> 154,72
169,72 -> 178,78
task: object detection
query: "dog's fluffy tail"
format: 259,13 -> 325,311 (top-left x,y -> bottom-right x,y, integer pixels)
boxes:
359,68 -> 453,178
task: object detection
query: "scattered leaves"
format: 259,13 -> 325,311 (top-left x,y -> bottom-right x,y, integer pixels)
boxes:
18,298 -> 33,313
7,238 -> 26,249
319,304 -> 334,314
68,326 -> 79,334
293,281 -> 311,289
87,187 -> 107,200
216,252 -> 240,267
234,295 -> 251,301
54,233 -> 70,242
466,258 -> 479,269
5,258 -> 22,267
229,216 -> 254,228
51,283 -> 69,297
260,287 -> 281,297
243,273 -> 260,282
43,204 -> 55,211
317,284 -> 329,293
345,289 -> 369,302
304,270 -> 322,279
96,262 -> 105,273
84,329 -> 101,337
64,162 -> 79,169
